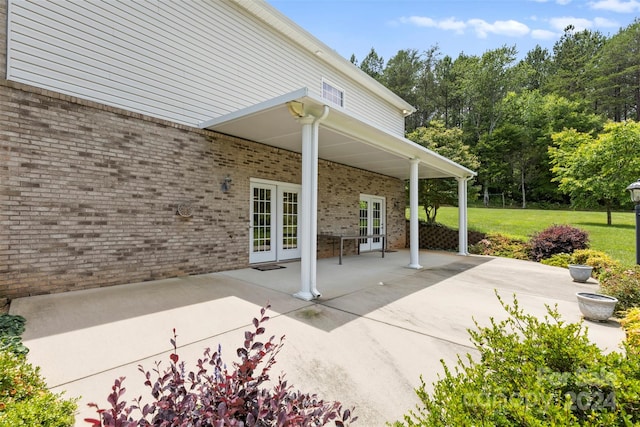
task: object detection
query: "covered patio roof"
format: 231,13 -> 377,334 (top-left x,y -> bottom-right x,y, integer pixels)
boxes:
199,88 -> 476,180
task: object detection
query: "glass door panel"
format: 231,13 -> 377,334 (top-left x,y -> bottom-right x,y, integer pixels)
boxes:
278,187 -> 301,259
250,181 -> 301,263
359,195 -> 385,252
250,183 -> 276,263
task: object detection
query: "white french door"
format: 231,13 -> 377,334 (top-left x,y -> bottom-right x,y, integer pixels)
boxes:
250,180 -> 301,263
359,194 -> 385,252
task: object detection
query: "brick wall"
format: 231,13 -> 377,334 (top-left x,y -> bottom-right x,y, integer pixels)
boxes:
0,0 -> 406,299
0,83 -> 407,299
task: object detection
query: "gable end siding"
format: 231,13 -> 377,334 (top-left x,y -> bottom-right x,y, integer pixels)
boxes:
6,0 -> 405,135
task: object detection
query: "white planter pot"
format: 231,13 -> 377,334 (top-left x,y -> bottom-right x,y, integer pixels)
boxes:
568,264 -> 593,283
576,292 -> 618,321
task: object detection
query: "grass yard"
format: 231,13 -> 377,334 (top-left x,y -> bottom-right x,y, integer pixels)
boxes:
429,206 -> 636,266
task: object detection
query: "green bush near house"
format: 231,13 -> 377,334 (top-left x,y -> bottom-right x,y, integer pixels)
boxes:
0,315 -> 28,357
393,294 -> 640,426
541,250 -> 620,279
468,233 -> 530,260
572,249 -> 621,278
0,315 -> 77,427
620,308 -> 640,351
541,252 -> 574,268
599,266 -> 640,313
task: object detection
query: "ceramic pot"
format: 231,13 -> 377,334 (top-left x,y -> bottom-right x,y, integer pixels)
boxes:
568,264 -> 593,283
576,292 -> 618,321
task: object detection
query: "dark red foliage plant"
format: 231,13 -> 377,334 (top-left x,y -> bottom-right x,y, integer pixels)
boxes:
529,224 -> 589,261
85,305 -> 356,426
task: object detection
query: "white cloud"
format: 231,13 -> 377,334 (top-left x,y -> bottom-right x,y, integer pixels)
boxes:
400,16 -> 466,33
531,0 -> 572,4
439,17 -> 467,33
399,16 -> 530,38
589,0 -> 640,13
549,16 -> 594,31
593,17 -> 620,27
547,16 -> 621,32
531,29 -> 560,39
401,16 -> 437,27
468,19 -> 531,38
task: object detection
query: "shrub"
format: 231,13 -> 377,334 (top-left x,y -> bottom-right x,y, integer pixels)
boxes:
529,224 -> 589,261
0,350 -> 77,426
571,249 -> 621,279
0,315 -> 28,357
86,305 -> 357,427
468,233 -> 530,260
541,253 -> 573,268
620,308 -> 640,352
599,266 -> 640,313
393,293 -> 640,426
541,250 -> 621,280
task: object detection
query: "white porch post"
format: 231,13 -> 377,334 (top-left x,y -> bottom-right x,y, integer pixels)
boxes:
408,158 -> 422,269
457,177 -> 469,256
295,116 -> 315,300
295,107 -> 329,301
309,106 -> 329,297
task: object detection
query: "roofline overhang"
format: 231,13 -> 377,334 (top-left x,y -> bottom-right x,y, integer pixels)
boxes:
199,88 -> 476,180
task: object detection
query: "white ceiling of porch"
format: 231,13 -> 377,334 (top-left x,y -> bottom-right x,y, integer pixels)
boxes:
200,89 -> 475,180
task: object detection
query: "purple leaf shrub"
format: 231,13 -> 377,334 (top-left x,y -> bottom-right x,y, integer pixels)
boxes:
86,305 -> 356,426
529,224 -> 589,261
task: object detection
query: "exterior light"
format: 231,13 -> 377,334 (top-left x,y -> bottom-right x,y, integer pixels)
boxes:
221,175 -> 232,193
626,179 -> 640,265
627,179 -> 640,203
287,101 -> 305,118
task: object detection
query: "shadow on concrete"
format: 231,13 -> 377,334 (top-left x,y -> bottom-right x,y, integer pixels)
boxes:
12,250 -> 490,339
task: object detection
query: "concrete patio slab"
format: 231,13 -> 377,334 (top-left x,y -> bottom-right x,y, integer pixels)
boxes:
9,250 -> 625,426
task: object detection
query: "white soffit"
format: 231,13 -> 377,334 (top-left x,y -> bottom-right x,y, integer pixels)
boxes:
199,89 -> 475,180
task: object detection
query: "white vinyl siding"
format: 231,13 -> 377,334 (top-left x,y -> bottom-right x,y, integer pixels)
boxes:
6,0 -> 404,135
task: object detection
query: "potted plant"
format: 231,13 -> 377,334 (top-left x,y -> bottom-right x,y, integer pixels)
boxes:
576,292 -> 618,321
568,264 -> 593,283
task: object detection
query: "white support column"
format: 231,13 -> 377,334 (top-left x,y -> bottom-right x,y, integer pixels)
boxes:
295,116 -> 315,301
294,106 -> 329,301
309,106 -> 329,298
408,158 -> 422,269
457,177 -> 469,256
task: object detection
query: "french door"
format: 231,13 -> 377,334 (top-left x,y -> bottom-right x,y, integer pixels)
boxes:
359,194 -> 385,252
250,181 -> 301,263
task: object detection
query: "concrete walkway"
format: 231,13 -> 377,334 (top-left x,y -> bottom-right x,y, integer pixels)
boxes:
10,250 -> 625,426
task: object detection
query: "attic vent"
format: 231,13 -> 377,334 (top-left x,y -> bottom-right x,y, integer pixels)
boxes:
322,79 -> 344,107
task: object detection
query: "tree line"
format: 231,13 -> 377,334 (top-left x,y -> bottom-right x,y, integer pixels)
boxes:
350,20 -> 640,223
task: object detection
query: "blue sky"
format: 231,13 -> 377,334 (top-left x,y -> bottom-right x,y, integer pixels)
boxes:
268,0 -> 640,62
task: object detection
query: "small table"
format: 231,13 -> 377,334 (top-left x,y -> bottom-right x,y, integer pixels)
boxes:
321,234 -> 385,265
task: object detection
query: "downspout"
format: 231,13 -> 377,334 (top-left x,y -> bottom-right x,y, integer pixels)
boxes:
310,105 -> 330,298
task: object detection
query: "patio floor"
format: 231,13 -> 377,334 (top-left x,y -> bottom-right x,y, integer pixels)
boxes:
10,250 -> 625,426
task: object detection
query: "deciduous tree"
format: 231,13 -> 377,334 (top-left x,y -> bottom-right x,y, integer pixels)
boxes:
549,120 -> 640,224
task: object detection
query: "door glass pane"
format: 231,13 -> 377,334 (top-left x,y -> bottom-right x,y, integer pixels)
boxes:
359,200 -> 368,244
252,187 -> 271,253
282,191 -> 298,249
372,201 -> 381,242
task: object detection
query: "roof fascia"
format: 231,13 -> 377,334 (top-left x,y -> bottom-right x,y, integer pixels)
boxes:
198,87 -> 310,129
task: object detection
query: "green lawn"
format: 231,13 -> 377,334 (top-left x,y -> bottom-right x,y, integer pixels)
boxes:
426,206 -> 636,266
